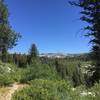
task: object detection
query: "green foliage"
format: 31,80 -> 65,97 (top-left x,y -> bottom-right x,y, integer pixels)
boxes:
0,0 -> 21,62
0,0 -> 8,24
18,54 -> 27,68
69,0 -> 100,83
0,60 -> 15,74
71,82 -> 100,100
0,60 -> 28,86
0,58 -> 99,100
12,79 -> 73,100
54,59 -> 85,86
89,82 -> 100,99
0,74 -> 14,86
20,63 -> 60,83
0,61 -> 17,86
28,44 -> 39,64
8,53 -> 28,68
12,79 -> 100,100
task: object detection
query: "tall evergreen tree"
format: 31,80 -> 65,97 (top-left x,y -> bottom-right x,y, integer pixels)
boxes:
28,43 -> 39,64
0,0 -> 20,62
69,0 -> 100,83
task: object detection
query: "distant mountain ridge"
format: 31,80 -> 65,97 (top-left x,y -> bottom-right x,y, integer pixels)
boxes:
39,53 -> 88,58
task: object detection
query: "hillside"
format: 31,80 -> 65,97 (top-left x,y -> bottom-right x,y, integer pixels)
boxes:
0,59 -> 99,100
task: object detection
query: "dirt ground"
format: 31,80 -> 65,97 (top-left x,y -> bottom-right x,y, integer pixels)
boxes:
0,83 -> 27,100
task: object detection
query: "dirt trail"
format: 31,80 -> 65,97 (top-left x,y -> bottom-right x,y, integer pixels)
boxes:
0,83 -> 27,100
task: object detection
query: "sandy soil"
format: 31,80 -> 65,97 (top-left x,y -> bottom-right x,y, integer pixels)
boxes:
0,83 -> 27,100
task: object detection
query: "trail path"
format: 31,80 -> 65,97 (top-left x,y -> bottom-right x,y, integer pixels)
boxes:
0,83 -> 27,100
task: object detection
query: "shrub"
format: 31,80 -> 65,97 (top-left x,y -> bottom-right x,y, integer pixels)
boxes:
89,82 -> 100,100
12,79 -> 73,100
20,64 -> 60,83
0,74 -> 14,86
0,61 -> 19,86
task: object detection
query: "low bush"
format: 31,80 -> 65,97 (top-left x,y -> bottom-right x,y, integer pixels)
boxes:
89,82 -> 100,100
12,79 -> 73,100
13,80 -> 100,100
20,63 -> 60,83
0,61 -> 18,86
0,74 -> 14,86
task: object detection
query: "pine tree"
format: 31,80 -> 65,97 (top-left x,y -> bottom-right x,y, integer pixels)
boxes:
18,54 -> 27,68
69,0 -> 100,83
28,43 -> 39,64
0,0 -> 21,62
72,64 -> 84,87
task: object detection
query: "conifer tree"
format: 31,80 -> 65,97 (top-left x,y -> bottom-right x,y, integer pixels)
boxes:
69,0 -> 100,83
0,0 -> 20,62
28,44 -> 39,64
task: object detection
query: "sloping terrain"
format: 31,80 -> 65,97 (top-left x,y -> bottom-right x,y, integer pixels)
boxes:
0,83 -> 26,100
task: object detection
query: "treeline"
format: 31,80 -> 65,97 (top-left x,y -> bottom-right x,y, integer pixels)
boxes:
0,53 -> 28,67
0,42 -> 90,87
65,54 -> 91,61
0,43 -> 39,68
0,48 -> 90,68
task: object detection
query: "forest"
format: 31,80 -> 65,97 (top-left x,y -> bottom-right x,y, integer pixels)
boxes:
0,0 -> 100,100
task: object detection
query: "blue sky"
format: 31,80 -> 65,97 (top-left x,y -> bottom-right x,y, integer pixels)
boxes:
6,0 -> 90,54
